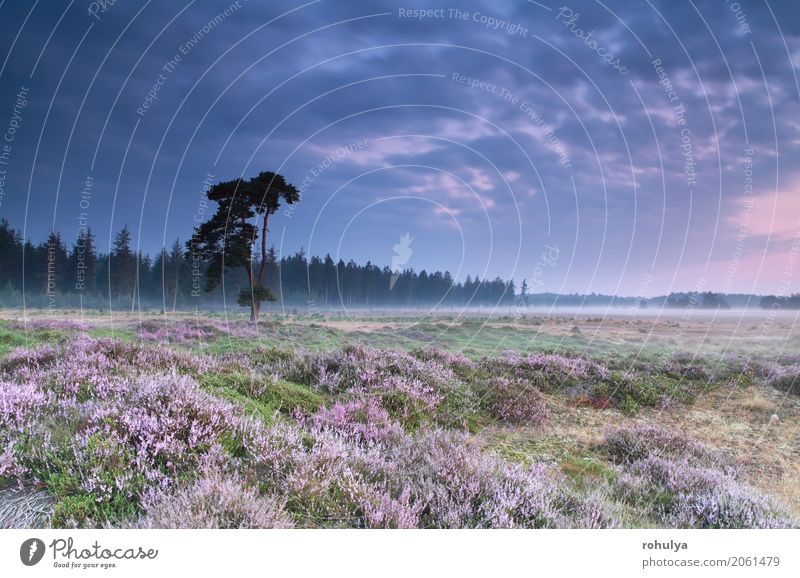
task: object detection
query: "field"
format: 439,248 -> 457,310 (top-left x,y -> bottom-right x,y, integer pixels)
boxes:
1,308 -> 798,529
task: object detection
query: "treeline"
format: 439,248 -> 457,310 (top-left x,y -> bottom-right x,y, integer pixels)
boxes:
2,219 -> 796,311
662,292 -> 731,309
0,220 -> 516,309
759,294 -> 800,310
518,291 -> 733,309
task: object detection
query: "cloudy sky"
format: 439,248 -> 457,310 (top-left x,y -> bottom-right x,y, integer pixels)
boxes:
0,0 -> 798,295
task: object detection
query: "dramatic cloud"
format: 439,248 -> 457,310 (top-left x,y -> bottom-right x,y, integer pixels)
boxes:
0,0 -> 798,294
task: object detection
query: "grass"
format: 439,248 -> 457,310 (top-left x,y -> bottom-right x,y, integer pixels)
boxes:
740,396 -> 777,414
21,430 -> 146,528
87,327 -> 136,341
0,323 -> 64,357
3,309 -> 800,526
560,455 -> 616,484
198,372 -> 325,421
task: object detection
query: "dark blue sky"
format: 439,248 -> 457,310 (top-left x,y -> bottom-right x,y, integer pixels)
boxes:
0,0 -> 798,295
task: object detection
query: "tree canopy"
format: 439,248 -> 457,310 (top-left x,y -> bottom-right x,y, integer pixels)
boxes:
188,171 -> 300,319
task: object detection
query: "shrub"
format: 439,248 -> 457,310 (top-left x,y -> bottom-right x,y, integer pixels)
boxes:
606,425 -> 795,528
249,423 -> 616,529
598,372 -> 696,413
0,337 -> 255,526
135,467 -> 293,529
310,398 -> 404,446
136,320 -> 218,343
478,377 -> 550,425
663,353 -> 710,381
479,352 -> 611,393
410,348 -> 478,380
615,455 -> 795,528
394,429 -> 615,528
279,346 -> 477,429
250,423 -> 423,528
766,365 -> 800,394
604,424 -> 730,470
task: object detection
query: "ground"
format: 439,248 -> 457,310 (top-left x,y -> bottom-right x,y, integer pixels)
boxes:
0,307 -> 798,528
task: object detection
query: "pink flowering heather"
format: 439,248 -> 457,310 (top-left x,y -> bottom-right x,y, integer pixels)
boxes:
616,455 -> 795,529
310,398 -> 404,446
1,336 -> 219,384
604,424 -> 731,470
411,348 -> 478,379
663,353 -> 710,381
0,444 -> 23,480
248,421 -> 615,529
276,345 -> 477,429
765,364 -> 800,394
392,429 -> 614,528
2,323 -> 793,530
481,352 -> 611,392
606,425 -> 795,528
479,376 -> 550,425
338,347 -> 475,427
136,320 -> 218,344
249,422 -> 421,528
0,335 -> 254,526
1,343 -> 60,374
77,374 -> 248,487
135,466 -> 293,529
0,381 -> 46,430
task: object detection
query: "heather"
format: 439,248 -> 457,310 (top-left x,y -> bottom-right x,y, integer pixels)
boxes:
276,345 -> 478,429
0,315 -> 798,529
477,376 -> 550,425
764,364 -> 800,394
134,464 -> 294,529
248,423 -> 615,528
604,425 -> 795,528
0,335 -> 614,528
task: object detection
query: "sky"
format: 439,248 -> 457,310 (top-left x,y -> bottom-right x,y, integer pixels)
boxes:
0,0 -> 798,296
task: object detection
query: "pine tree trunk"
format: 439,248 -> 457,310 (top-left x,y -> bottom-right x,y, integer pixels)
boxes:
257,213 -> 269,286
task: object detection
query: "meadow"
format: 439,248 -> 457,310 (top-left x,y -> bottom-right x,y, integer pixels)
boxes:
0,308 -> 798,529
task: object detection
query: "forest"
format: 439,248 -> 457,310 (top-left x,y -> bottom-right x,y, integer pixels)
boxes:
1,218 -> 789,311
0,219 -> 516,310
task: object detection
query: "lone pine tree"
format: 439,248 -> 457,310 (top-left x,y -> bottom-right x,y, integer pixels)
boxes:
188,171 -> 300,320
